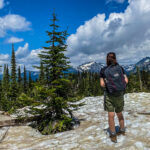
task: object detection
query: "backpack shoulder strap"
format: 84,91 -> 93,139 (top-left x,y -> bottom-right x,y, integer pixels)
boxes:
117,64 -> 124,74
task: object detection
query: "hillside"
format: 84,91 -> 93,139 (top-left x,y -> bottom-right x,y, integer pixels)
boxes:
0,93 -> 150,149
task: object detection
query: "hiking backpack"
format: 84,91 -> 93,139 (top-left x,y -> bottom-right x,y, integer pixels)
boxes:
104,64 -> 126,94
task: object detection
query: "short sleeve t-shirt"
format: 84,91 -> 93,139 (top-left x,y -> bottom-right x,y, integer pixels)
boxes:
99,64 -> 126,79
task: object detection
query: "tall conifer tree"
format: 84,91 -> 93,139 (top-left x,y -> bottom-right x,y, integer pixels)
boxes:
23,65 -> 27,93
10,44 -> 17,101
0,79 -> 3,110
38,12 -> 70,86
2,64 -> 10,98
32,12 -> 82,134
38,12 -> 71,117
1,64 -> 10,110
28,71 -> 32,89
17,66 -> 22,94
136,66 -> 143,91
39,61 -> 45,85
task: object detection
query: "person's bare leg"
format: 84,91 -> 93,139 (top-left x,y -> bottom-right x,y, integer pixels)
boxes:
108,112 -> 115,132
116,112 -> 124,129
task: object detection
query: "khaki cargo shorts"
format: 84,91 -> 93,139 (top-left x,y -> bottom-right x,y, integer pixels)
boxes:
104,92 -> 124,113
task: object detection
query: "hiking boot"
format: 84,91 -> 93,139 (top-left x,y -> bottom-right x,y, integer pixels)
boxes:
117,128 -> 125,136
110,134 -> 117,143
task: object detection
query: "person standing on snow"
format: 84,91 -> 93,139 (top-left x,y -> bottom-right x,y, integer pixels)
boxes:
100,52 -> 128,143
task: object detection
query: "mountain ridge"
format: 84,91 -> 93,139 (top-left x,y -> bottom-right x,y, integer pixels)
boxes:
76,57 -> 150,74
0,57 -> 149,80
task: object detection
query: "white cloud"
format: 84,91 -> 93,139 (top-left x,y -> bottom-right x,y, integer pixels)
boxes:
0,43 -> 41,72
0,54 -> 9,72
0,53 -> 9,61
66,0 -> 150,66
6,36 -> 24,43
16,43 -> 30,59
0,0 -> 4,9
16,43 -> 41,71
0,14 -> 31,37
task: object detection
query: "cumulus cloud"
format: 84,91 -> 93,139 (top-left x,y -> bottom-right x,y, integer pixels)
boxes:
6,36 -> 24,43
16,43 -> 41,71
0,43 -> 41,73
0,14 -> 31,37
0,54 -> 9,73
0,0 -> 4,9
16,43 -> 30,58
0,53 -> 9,61
66,0 -> 150,66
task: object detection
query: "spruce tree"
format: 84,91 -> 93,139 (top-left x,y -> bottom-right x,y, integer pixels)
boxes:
2,64 -> 6,87
38,12 -> 70,116
2,64 -> 10,110
17,66 -> 22,94
148,73 -> 150,91
23,65 -> 28,93
10,44 -> 17,102
0,80 -> 3,110
28,71 -> 32,89
45,65 -> 50,86
2,64 -> 10,95
33,12 -> 82,134
39,61 -> 45,85
136,66 -> 143,91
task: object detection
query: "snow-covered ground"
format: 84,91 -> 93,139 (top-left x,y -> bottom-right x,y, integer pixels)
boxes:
0,92 -> 150,150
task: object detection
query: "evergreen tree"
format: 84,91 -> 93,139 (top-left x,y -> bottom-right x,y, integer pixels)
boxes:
136,66 -> 143,91
2,64 -> 10,110
17,65 -> 22,94
2,64 -> 10,94
39,61 -> 45,85
2,64 -> 6,86
0,80 -> 3,110
38,12 -> 71,116
28,71 -> 32,89
141,70 -> 149,91
32,12 -> 82,134
147,73 -> 150,90
10,44 -> 17,101
45,65 -> 50,86
38,12 -> 70,85
23,65 -> 28,93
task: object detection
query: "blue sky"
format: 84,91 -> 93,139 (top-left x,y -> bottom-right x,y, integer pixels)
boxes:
0,0 -> 150,71
0,0 -> 128,51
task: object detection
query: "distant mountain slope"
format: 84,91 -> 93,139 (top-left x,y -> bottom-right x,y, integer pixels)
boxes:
76,57 -> 150,74
134,57 -> 150,71
77,61 -> 105,73
0,57 -> 149,80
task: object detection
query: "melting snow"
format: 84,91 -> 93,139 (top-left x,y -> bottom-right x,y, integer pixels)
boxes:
0,92 -> 150,149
